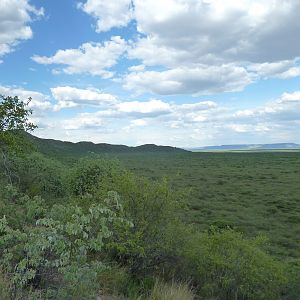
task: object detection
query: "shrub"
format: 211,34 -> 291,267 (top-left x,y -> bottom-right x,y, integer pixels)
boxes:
0,189 -> 132,298
13,152 -> 66,198
149,279 -> 195,300
182,228 -> 288,300
68,157 -> 124,196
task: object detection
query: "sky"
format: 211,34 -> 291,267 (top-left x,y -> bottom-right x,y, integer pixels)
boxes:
0,0 -> 300,147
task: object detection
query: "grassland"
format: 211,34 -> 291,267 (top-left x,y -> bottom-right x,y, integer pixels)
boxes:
28,133 -> 300,260
110,151 -> 300,259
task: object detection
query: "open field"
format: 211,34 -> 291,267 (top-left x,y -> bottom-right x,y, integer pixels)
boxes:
112,151 -> 300,259
191,149 -> 300,153
26,133 -> 300,260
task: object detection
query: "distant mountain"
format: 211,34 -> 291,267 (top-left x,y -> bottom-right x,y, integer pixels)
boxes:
24,133 -> 187,157
187,143 -> 300,151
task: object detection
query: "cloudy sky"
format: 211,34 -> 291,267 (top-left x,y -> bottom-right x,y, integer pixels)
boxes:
1,0 -> 300,147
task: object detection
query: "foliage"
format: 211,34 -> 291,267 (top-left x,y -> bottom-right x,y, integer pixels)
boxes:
284,259 -> 300,300
148,279 -> 195,300
0,95 -> 37,185
113,151 -> 300,259
68,157 -> 125,196
0,186 -> 132,298
13,152 -> 66,198
0,95 -> 36,152
182,228 -> 288,300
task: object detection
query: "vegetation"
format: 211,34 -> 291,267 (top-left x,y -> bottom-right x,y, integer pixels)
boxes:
0,95 -> 299,299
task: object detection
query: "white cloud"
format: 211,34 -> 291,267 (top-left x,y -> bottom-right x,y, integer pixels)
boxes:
0,85 -> 52,112
0,0 -> 43,58
125,0 -> 300,94
130,119 -> 148,127
51,86 -> 117,110
128,64 -> 145,72
247,60 -> 300,79
124,118 -> 148,132
117,99 -> 172,116
62,113 -> 104,130
276,66 -> 300,79
81,0 -> 300,66
49,1 -> 300,96
78,0 -> 133,32
178,101 -> 217,112
132,0 -> 300,64
124,65 -> 252,95
247,61 -> 295,78
32,36 -> 127,78
38,90 -> 300,146
236,91 -> 300,120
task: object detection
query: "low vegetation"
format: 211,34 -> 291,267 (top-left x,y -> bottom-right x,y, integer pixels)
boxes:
0,95 -> 299,299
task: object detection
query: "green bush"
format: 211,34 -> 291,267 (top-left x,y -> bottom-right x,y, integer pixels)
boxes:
284,259 -> 300,300
68,157 -> 124,196
0,188 -> 132,298
13,152 -> 66,198
149,279 -> 195,300
182,228 -> 288,300
0,271 -> 11,299
0,156 -> 294,299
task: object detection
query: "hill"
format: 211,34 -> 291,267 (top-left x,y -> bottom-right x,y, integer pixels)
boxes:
24,133 -> 187,158
188,143 -> 300,151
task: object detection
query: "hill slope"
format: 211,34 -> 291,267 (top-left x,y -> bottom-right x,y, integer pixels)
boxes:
188,143 -> 300,151
25,133 -> 187,157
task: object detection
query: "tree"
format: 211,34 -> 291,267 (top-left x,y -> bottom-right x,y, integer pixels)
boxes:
0,95 -> 37,183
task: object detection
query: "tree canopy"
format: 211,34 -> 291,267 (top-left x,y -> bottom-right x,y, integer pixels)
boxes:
0,95 -> 37,183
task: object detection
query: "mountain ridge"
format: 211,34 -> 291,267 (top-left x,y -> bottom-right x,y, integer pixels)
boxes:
24,133 -> 188,157
187,143 -> 300,151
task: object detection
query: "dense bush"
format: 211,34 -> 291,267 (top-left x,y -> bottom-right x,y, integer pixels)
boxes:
181,228 -> 288,300
0,185 -> 132,298
0,155 -> 296,299
13,153 -> 67,198
68,157 -> 125,196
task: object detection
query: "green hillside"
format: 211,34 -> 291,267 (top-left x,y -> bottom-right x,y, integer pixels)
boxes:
24,133 -> 187,159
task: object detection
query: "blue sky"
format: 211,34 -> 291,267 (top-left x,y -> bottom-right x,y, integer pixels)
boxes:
1,0 -> 300,146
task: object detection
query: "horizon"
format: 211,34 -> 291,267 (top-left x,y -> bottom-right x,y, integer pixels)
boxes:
1,1 -> 300,147
29,132 -> 300,149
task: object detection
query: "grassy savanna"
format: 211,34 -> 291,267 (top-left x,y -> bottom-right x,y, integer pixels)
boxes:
0,96 -> 299,299
113,151 -> 300,259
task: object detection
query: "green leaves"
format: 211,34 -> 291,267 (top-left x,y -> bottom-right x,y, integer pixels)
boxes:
0,95 -> 36,155
0,188 -> 131,292
0,95 -> 36,133
0,95 -> 37,185
181,228 -> 288,300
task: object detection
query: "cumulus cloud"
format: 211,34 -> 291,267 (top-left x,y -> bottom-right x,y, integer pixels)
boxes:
51,86 -> 117,110
40,0 -> 300,96
32,36 -> 127,78
124,65 -> 252,95
0,85 -> 52,112
44,90 -> 300,146
117,99 -> 172,117
132,0 -> 300,64
130,119 -> 148,127
247,60 -> 300,79
128,64 -> 145,72
62,112 -> 104,130
234,91 -> 300,123
125,0 -> 300,93
178,101 -> 217,112
78,0 -> 133,32
0,0 -> 43,58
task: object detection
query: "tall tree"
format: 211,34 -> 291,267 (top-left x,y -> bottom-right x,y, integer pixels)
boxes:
0,95 -> 37,183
